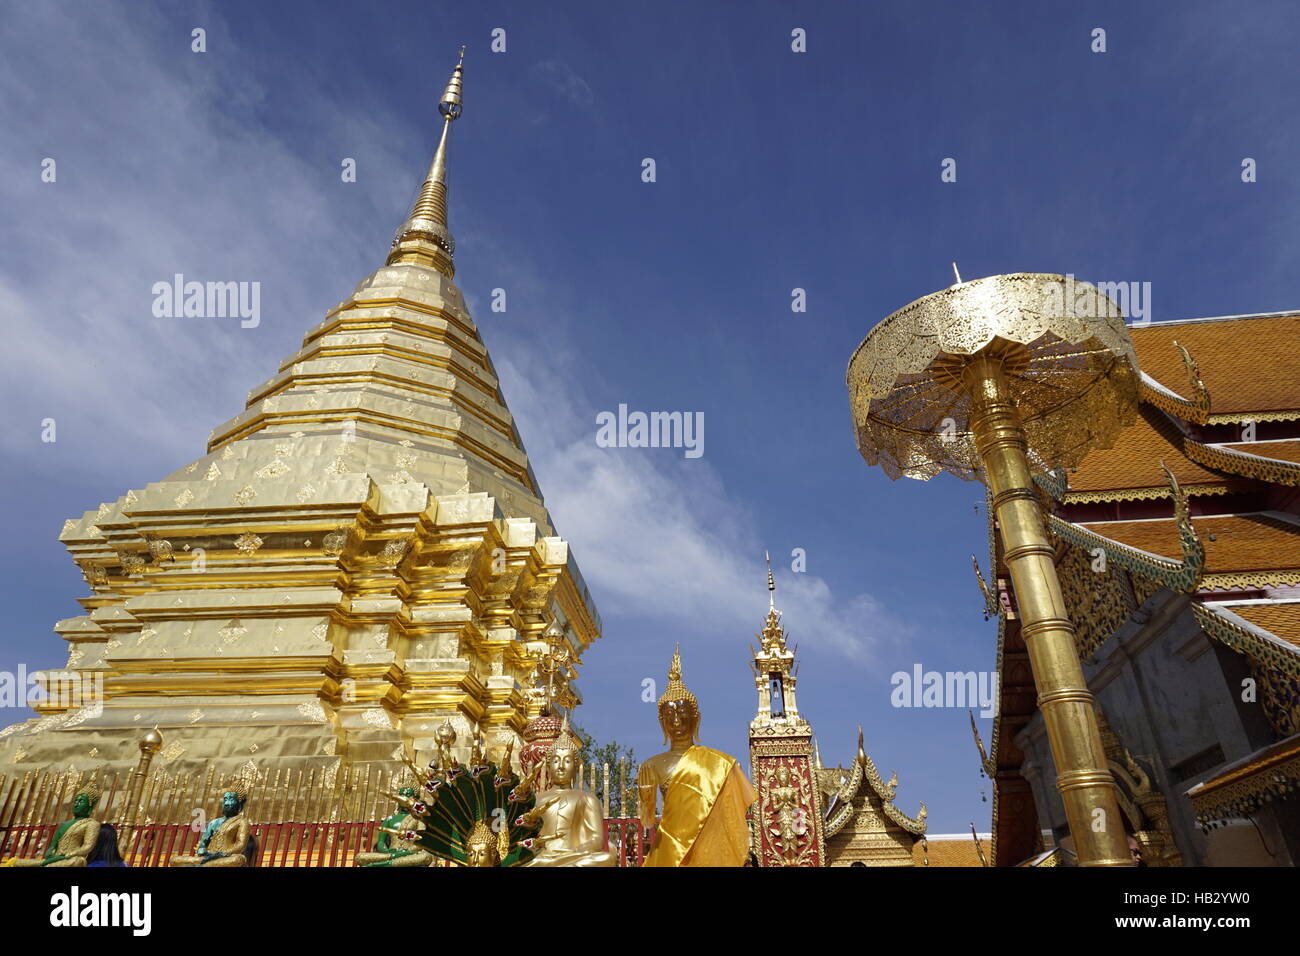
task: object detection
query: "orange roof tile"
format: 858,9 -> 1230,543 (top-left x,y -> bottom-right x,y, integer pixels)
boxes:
1068,403 -> 1226,493
1222,602 -> 1300,649
1079,513 -> 1300,576
913,837 -> 987,867
1131,314 -> 1300,417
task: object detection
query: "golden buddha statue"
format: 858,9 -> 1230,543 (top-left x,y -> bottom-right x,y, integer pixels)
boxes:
637,645 -> 756,866
464,817 -> 510,867
6,781 -> 103,867
170,778 -> 253,867
521,717 -> 614,867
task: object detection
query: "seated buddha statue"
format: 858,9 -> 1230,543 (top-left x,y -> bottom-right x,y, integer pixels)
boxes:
170,780 -> 253,867
520,717 -> 614,867
637,645 -> 756,866
356,787 -> 433,867
7,781 -> 103,867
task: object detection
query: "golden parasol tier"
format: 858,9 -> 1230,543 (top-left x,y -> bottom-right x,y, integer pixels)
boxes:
846,273 -> 1140,866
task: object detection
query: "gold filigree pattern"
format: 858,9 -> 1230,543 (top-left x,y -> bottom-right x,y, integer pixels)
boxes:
1055,543 -> 1134,660
234,532 -> 263,555
218,620 -> 248,644
847,274 -> 1140,480
161,740 -> 185,761
254,460 -> 290,479
295,700 -> 327,723
147,537 -> 174,563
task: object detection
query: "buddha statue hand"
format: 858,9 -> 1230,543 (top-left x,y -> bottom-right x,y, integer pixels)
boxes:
519,796 -> 559,829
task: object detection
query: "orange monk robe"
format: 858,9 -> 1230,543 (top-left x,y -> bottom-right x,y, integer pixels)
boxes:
643,746 -> 756,867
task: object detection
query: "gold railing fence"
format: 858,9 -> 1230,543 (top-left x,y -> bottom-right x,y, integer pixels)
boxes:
0,764 -> 651,866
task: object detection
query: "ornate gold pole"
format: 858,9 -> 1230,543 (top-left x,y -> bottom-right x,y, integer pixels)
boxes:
964,356 -> 1128,865
120,727 -> 162,851
846,272 -> 1143,866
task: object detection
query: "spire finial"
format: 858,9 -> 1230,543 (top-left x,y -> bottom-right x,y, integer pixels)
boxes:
951,261 -> 962,285
765,550 -> 775,609
388,48 -> 467,274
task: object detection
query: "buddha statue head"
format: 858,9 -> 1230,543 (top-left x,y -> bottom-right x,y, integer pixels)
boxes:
464,817 -> 509,867
72,780 -> 102,819
545,717 -> 584,788
657,645 -> 700,746
221,777 -> 250,817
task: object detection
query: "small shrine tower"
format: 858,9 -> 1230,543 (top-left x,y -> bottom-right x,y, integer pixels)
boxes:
748,554 -> 826,866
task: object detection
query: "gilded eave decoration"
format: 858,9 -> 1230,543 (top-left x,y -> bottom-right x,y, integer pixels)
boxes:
1191,602 -> 1300,689
1138,342 -> 1211,425
1183,439 -> 1300,487
1046,464 -> 1205,594
1189,740 -> 1300,829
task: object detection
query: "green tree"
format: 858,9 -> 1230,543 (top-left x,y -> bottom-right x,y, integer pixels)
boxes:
572,723 -> 638,818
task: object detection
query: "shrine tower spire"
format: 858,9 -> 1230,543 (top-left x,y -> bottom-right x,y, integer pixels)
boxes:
388,46 -> 466,275
748,555 -> 826,865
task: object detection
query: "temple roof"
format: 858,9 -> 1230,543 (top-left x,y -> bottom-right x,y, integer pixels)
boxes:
1064,403 -> 1228,497
913,835 -> 987,867
1187,730 -> 1300,825
1077,512 -> 1300,588
1132,313 -> 1300,420
819,729 -> 927,838
1224,601 -> 1300,649
988,310 -> 1300,863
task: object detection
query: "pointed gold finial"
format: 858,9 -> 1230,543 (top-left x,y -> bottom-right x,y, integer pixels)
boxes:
388,47 -> 468,275
765,550 -> 776,609
658,644 -> 697,707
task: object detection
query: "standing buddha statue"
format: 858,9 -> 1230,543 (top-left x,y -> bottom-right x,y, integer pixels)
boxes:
5,780 -> 103,867
637,645 -> 756,866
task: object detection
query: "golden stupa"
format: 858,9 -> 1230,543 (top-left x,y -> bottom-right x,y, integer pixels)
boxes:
0,50 -> 601,783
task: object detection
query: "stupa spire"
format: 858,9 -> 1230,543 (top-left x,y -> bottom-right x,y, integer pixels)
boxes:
388,46 -> 466,275
765,550 -> 776,609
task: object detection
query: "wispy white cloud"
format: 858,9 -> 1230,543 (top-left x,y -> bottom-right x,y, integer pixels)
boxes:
532,60 -> 595,108
0,1 -> 904,669
493,349 -> 907,661
0,2 -> 417,477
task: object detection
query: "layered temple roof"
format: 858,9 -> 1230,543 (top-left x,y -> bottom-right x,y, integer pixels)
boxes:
0,52 -> 600,781
986,309 -> 1300,864
1135,313 -> 1300,420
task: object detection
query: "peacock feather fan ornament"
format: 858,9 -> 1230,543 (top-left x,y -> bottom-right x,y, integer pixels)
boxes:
382,739 -> 547,866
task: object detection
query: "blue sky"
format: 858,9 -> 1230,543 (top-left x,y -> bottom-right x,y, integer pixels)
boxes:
2,0 -> 1298,831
